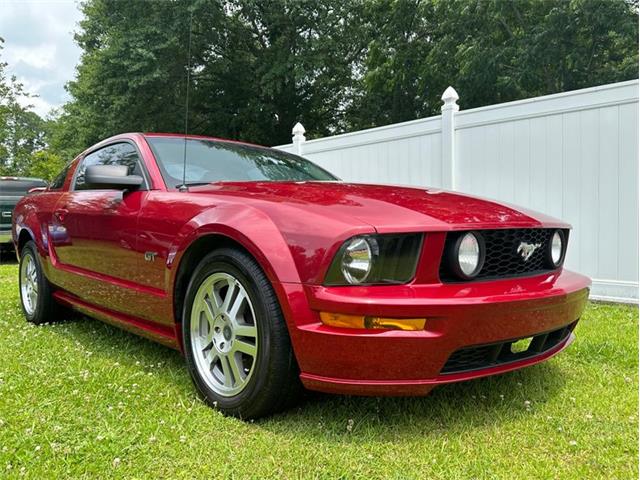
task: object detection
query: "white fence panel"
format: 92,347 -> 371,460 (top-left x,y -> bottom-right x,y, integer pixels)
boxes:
278,116 -> 444,187
276,80 -> 639,303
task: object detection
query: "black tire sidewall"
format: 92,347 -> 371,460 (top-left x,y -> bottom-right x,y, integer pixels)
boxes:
182,249 -> 275,414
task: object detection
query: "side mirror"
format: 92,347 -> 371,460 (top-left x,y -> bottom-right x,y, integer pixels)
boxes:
85,165 -> 143,190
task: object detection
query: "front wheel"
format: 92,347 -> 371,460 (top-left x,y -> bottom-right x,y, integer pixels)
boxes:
182,248 -> 301,419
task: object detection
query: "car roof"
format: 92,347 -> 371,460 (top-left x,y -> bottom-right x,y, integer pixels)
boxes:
142,132 -> 266,149
76,133 -> 280,167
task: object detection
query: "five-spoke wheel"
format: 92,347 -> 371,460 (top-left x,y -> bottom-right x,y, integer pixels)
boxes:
190,272 -> 258,397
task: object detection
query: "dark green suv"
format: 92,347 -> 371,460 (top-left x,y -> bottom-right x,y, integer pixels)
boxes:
0,177 -> 47,246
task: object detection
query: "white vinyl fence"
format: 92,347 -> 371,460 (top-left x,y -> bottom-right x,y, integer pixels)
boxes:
276,80 -> 639,303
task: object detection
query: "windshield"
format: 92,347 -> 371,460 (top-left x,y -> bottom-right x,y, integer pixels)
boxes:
146,136 -> 338,187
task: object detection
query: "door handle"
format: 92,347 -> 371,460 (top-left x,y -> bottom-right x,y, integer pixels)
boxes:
54,208 -> 69,222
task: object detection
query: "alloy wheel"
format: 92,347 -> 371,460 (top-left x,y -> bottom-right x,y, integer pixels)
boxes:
20,252 -> 39,316
189,272 -> 259,397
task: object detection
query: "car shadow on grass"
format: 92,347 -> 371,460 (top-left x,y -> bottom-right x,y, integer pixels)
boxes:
263,362 -> 566,439
43,310 -> 567,437
42,311 -> 189,378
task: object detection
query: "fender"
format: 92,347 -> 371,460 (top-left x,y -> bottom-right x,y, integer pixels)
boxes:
167,203 -> 302,291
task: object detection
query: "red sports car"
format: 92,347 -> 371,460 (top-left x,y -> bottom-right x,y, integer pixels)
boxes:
12,133 -> 590,418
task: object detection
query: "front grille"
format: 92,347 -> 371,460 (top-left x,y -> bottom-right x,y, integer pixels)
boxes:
0,209 -> 12,227
439,228 -> 568,282
440,322 -> 576,375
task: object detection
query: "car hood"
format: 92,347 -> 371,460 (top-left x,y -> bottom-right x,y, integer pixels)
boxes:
189,181 -> 567,232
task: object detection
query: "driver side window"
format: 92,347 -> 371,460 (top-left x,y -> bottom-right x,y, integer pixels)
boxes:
74,142 -> 146,191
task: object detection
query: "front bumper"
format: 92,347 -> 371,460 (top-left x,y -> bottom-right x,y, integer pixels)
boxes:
280,270 -> 590,396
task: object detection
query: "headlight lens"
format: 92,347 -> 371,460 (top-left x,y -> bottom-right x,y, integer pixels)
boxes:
325,234 -> 423,285
549,230 -> 565,267
341,237 -> 375,284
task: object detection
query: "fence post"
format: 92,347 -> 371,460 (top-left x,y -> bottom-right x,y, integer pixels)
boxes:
292,122 -> 306,156
441,86 -> 459,190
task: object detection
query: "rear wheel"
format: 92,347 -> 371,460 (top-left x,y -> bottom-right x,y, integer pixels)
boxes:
182,247 -> 302,419
19,241 -> 61,324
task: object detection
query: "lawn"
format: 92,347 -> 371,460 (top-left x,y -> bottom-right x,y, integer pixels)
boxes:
0,261 -> 637,479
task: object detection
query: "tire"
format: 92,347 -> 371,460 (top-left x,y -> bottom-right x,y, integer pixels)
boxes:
182,247 -> 302,419
19,241 -> 61,325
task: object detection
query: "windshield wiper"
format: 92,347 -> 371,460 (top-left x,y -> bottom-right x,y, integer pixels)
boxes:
176,182 -> 212,189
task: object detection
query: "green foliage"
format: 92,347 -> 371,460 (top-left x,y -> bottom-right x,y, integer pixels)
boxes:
0,109 -> 49,178
348,0 -> 640,128
53,0 -> 367,155
0,262 -> 637,478
4,0 -> 639,163
26,150 -> 66,181
54,0 -> 638,150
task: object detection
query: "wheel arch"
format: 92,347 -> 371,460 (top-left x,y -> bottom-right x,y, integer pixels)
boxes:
172,233 -> 262,332
17,228 -> 35,255
13,201 -> 45,259
167,203 -> 303,350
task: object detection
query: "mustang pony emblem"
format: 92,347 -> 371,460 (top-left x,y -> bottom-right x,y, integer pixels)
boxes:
517,242 -> 541,261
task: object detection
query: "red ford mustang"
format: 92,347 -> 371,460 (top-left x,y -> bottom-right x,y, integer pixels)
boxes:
12,133 -> 591,418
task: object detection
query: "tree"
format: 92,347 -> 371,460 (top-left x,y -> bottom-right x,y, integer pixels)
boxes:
26,150 -> 66,181
52,0 -> 367,155
54,0 -> 638,152
348,0 -> 639,129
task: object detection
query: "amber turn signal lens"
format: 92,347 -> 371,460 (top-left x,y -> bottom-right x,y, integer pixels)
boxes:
319,312 -> 426,331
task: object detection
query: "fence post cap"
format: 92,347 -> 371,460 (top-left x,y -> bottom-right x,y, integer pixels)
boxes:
441,86 -> 459,104
292,122 -> 306,136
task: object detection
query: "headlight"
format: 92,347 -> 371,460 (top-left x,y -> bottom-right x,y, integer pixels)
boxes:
450,232 -> 484,279
341,237 -> 375,284
548,230 -> 566,267
324,234 -> 423,285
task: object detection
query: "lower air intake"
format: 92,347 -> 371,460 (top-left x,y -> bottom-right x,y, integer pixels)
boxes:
440,321 -> 577,375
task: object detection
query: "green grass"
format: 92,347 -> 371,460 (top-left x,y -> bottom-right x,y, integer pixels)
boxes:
0,262 -> 637,479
